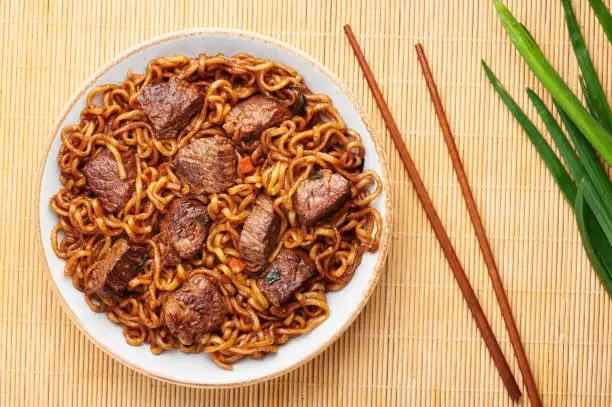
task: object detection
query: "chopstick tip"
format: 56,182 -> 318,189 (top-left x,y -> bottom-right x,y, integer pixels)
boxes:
415,43 -> 426,59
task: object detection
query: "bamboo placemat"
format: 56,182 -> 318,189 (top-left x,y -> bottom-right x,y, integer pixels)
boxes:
1,0 -> 611,405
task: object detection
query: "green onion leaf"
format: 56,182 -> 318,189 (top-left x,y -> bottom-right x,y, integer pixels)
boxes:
581,178 -> 612,245
578,75 -> 603,124
575,182 -> 612,295
562,0 -> 612,132
527,89 -> 586,183
482,61 -> 577,205
492,0 -> 612,166
555,104 -> 612,212
588,0 -> 612,45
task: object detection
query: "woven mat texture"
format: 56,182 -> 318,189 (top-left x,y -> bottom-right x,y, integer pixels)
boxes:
1,0 -> 611,405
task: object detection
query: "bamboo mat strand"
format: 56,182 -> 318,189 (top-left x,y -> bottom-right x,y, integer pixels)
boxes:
1,0 -> 611,405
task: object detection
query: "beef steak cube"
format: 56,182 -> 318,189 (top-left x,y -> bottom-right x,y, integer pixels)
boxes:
83,149 -> 137,213
257,248 -> 316,308
174,135 -> 237,195
223,94 -> 291,141
163,274 -> 227,344
159,198 -> 210,262
293,169 -> 350,226
87,238 -> 148,300
157,237 -> 181,267
239,194 -> 281,272
138,78 -> 204,139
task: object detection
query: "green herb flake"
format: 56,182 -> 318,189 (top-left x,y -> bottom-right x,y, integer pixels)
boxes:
264,268 -> 281,284
294,91 -> 306,114
287,83 -> 300,89
196,213 -> 211,226
309,170 -> 324,180
133,253 -> 149,273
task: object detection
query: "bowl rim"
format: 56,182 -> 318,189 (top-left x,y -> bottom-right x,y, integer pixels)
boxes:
35,28 -> 393,388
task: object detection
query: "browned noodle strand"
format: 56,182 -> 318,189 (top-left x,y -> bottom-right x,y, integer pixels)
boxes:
50,53 -> 383,369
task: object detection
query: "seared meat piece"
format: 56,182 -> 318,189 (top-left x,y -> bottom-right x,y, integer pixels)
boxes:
257,248 -> 316,308
174,136 -> 237,195
83,149 -> 137,213
87,238 -> 148,300
159,198 -> 210,264
163,274 -> 227,344
157,238 -> 181,267
223,94 -> 291,141
293,169 -> 351,226
137,78 -> 204,139
239,195 -> 281,272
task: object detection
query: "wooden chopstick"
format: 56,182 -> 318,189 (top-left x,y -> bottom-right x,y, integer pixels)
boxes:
343,25 -> 522,401
415,43 -> 542,407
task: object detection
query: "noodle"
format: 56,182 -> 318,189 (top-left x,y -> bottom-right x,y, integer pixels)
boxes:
50,53 -> 383,369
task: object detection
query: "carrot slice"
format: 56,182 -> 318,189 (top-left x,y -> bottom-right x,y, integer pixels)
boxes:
238,156 -> 256,176
229,258 -> 246,273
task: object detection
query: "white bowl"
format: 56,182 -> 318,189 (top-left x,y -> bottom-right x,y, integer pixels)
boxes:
36,29 -> 393,387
